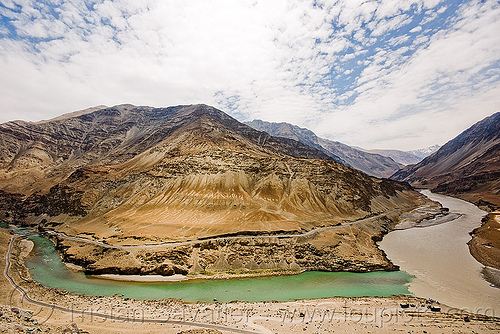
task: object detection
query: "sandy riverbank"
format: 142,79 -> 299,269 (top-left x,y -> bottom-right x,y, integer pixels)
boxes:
89,268 -> 307,282
90,274 -> 189,282
393,203 -> 460,230
2,228 -> 499,333
469,211 -> 500,270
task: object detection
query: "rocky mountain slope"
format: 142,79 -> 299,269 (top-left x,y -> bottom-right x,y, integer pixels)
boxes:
392,112 -> 500,272
391,112 -> 500,209
361,149 -> 422,166
245,120 -> 403,178
0,104 -> 429,276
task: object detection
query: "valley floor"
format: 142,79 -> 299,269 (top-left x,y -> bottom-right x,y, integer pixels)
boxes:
1,228 -> 499,334
469,211 -> 500,271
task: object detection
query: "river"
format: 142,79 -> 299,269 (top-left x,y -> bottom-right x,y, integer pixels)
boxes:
24,233 -> 411,302
379,190 -> 500,316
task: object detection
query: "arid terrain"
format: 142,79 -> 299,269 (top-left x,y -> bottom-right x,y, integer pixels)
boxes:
0,105 -> 498,333
0,104 -> 431,277
1,0 -> 499,332
2,227 -> 499,334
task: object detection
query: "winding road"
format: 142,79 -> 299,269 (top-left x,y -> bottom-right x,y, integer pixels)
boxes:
3,235 -> 259,334
2,202 -> 441,333
44,210 -> 400,250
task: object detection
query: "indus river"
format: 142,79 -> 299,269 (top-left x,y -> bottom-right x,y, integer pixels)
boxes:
380,190 -> 500,316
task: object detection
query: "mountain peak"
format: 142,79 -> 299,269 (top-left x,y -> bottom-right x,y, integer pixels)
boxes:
406,145 -> 441,159
34,105 -> 108,124
0,104 -> 334,194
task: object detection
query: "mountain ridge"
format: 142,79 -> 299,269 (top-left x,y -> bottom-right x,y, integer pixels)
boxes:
359,148 -> 422,166
391,111 -> 500,209
0,104 -> 333,196
245,119 -> 403,178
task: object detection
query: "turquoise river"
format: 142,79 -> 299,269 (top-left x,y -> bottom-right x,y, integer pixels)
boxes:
25,234 -> 413,303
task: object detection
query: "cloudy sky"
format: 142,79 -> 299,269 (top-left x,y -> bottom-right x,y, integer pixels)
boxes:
1,0 -> 499,150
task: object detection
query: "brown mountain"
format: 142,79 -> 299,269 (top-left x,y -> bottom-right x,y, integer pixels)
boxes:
245,120 -> 403,178
0,104 -> 428,276
391,112 -> 500,209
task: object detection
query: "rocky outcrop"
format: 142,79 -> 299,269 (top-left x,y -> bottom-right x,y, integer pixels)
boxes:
47,212 -> 404,276
468,212 -> 500,270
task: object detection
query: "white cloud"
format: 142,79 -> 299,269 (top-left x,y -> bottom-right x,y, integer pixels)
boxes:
314,0 -> 500,149
409,26 -> 422,33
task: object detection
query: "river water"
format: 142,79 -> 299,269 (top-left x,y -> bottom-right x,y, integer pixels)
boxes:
379,190 -> 500,316
24,234 -> 411,302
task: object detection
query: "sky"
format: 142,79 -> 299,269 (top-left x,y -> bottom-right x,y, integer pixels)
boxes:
0,0 -> 499,150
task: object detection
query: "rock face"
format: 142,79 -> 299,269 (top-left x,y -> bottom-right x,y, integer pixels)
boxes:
468,212 -> 500,270
245,120 -> 403,178
0,104 -> 428,276
391,112 -> 500,209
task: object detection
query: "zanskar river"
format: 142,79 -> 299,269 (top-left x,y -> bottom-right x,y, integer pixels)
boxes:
380,190 -> 500,316
25,234 -> 412,303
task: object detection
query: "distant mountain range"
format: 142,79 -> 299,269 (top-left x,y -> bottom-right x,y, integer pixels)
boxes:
359,145 -> 440,166
356,148 -> 423,166
392,112 -> 500,209
407,145 -> 441,159
245,120 -> 404,178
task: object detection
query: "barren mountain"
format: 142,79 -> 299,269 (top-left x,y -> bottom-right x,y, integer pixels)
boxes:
391,112 -> 500,209
391,112 -> 500,272
0,104 -> 429,276
245,120 -> 403,178
361,149 -> 422,166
